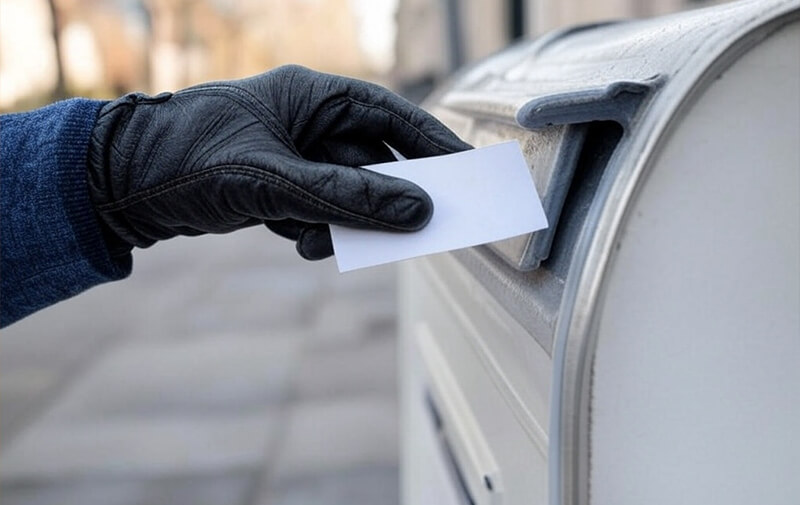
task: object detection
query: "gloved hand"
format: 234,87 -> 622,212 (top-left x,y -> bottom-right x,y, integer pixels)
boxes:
87,65 -> 470,260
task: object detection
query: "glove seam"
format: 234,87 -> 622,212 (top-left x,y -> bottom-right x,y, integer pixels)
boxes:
185,116 -> 263,174
176,86 -> 300,157
96,165 -> 417,231
177,110 -> 232,177
133,112 -> 172,190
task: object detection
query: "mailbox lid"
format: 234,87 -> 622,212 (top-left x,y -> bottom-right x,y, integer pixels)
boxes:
420,0 -> 799,353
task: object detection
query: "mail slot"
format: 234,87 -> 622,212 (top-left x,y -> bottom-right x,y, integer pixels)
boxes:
399,2 -> 800,505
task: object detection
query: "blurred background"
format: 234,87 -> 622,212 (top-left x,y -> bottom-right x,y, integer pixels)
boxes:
1,0 -> 723,111
0,1 -> 724,504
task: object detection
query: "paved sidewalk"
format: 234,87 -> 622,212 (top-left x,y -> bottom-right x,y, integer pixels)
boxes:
0,227 -> 401,505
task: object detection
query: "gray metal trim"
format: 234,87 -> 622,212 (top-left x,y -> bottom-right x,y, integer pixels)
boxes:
487,123 -> 589,272
451,245 -> 563,355
548,3 -> 800,505
516,78 -> 659,129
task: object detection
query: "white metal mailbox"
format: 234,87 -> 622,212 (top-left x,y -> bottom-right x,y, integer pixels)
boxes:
399,2 -> 800,505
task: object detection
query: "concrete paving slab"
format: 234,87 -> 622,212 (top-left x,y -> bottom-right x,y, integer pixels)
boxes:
119,275 -> 316,340
257,465 -> 399,505
43,335 -> 302,421
0,367 -> 60,442
326,265 -> 396,296
180,292 -> 312,336
0,302 -> 121,369
309,295 -> 397,350
270,396 -> 398,480
1,472 -> 252,505
1,411 -> 276,480
291,338 -> 397,400
131,228 -> 303,279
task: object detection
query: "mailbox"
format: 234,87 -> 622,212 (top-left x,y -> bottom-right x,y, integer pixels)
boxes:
399,1 -> 800,505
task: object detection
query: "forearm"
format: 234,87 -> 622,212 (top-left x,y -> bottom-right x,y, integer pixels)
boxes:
0,99 -> 132,327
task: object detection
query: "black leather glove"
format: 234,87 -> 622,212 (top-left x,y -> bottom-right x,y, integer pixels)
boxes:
87,65 -> 470,260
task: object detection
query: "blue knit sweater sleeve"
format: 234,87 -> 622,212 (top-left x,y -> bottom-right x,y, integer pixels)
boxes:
1,99 -> 132,327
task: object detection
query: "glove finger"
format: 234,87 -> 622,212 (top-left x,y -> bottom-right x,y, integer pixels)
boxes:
264,220 -> 333,260
326,78 -> 472,158
245,65 -> 470,160
235,155 -> 433,232
302,139 -> 396,167
296,224 -> 333,260
264,219 -> 303,240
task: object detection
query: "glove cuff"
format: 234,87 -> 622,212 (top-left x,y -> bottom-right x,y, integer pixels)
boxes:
87,93 -> 171,251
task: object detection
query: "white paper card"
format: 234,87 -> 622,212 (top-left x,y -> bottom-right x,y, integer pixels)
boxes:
330,140 -> 548,272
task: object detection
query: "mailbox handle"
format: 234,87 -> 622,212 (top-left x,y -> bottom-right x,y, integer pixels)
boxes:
516,79 -> 658,129
440,75 -> 661,130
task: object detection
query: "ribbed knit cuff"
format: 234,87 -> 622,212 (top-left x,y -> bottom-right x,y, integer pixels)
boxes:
55,98 -> 133,278
0,98 -> 132,326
